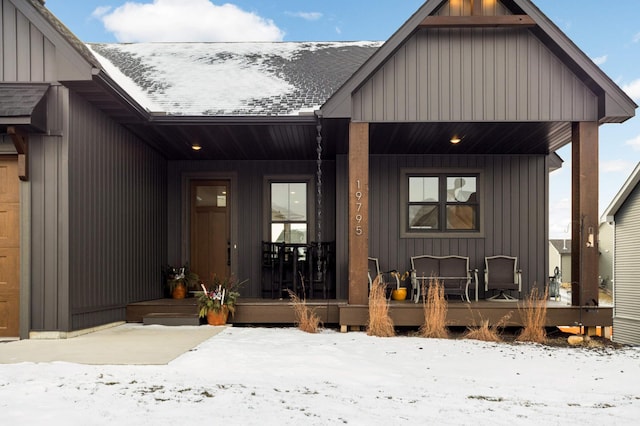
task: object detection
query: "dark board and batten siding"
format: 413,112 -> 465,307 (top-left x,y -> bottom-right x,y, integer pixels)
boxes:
352,28 -> 598,123
335,154 -> 549,298
613,186 -> 640,345
29,85 -> 68,331
167,160 -> 337,299
1,0 -> 89,83
64,91 -> 166,331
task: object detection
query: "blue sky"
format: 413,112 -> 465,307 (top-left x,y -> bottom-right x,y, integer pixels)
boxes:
44,0 -> 640,238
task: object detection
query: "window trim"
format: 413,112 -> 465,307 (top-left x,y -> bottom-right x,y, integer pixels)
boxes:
400,168 -> 484,239
263,175 -> 315,243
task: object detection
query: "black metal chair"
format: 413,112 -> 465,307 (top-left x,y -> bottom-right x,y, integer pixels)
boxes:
368,257 -> 400,295
484,255 -> 522,300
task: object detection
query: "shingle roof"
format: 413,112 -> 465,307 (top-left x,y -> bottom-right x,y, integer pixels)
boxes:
0,84 -> 49,117
87,42 -> 381,116
549,239 -> 571,254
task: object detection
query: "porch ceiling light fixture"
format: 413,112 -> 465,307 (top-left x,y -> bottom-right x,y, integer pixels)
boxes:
192,143 -> 202,151
450,135 -> 462,144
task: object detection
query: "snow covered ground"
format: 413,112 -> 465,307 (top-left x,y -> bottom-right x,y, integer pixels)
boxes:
1,326 -> 639,425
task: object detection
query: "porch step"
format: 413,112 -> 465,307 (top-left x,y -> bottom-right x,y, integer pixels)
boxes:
143,312 -> 201,326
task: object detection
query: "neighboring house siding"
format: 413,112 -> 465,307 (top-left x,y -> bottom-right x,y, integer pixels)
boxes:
614,185 -> 640,345
167,160 -> 337,299
352,27 -> 598,123
66,90 -> 167,331
354,154 -> 548,296
0,0 -> 57,82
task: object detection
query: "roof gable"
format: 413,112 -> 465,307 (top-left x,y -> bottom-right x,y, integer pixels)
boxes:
321,0 -> 636,123
6,0 -> 100,81
603,163 -> 640,222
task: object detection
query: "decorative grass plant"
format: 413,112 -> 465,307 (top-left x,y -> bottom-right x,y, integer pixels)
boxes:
464,312 -> 512,342
516,286 -> 548,344
419,278 -> 449,339
367,275 -> 395,337
288,277 -> 322,334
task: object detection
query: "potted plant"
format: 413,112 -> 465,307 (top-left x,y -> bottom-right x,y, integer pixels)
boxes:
196,275 -> 245,325
166,264 -> 200,299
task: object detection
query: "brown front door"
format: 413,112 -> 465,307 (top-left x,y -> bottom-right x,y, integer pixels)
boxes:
0,157 -> 20,337
190,180 -> 230,282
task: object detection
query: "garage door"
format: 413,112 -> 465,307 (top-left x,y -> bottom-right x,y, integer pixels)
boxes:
0,157 -> 20,337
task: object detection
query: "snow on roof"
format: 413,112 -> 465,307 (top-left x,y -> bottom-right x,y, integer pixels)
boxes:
87,42 -> 382,116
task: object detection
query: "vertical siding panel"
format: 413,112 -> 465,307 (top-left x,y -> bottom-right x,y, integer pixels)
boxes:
29,24 -> 44,82
483,29 -> 496,120
439,30 -> 451,120
450,29 -> 462,121
418,31 -> 429,120
561,67 -> 573,119
505,30 -> 517,120
397,47 -> 406,121
373,71 -> 385,120
517,31 -> 529,120
16,9 -> 30,81
427,32 -> 440,120
3,0 -> 17,81
43,38 -> 55,81
405,35 -> 417,121
472,29 -> 484,120
460,29 -> 473,120
529,36 -> 540,120
494,29 -> 507,120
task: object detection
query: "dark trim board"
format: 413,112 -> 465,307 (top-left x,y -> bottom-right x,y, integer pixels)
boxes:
126,298 -> 612,329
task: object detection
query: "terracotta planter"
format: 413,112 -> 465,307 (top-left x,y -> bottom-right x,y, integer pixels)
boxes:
171,283 -> 187,299
206,307 -> 229,325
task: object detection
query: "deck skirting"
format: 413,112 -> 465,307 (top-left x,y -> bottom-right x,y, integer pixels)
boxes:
126,298 -> 612,329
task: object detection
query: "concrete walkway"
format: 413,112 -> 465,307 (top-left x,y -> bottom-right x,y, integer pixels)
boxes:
0,323 -> 226,365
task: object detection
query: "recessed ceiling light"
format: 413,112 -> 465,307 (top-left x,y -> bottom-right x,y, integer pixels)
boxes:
192,143 -> 202,151
450,135 -> 461,144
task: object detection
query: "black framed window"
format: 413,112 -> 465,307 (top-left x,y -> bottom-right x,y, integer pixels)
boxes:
407,174 -> 479,232
270,182 -> 308,243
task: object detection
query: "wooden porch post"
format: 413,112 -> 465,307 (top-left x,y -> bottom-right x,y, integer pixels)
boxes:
570,122 -> 599,307
348,122 -> 369,305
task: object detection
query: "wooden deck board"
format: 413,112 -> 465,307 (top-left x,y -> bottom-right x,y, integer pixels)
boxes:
127,298 -> 612,328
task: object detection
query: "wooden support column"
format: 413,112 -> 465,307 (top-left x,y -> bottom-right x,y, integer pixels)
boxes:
348,122 -> 369,305
7,126 -> 28,181
571,122 -> 599,307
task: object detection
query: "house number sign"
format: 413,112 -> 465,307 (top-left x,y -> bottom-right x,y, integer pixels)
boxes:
354,179 -> 364,236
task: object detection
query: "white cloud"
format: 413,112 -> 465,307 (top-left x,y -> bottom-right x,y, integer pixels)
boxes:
335,26 -> 342,35
633,32 -> 640,43
600,159 -> 636,173
625,133 -> 640,150
591,55 -> 607,66
91,6 -> 112,19
622,78 -> 640,102
97,0 -> 284,42
285,11 -> 323,21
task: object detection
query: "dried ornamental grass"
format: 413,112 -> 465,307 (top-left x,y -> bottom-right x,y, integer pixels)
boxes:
287,279 -> 322,333
516,286 -> 548,344
367,275 -> 395,337
464,312 -> 512,342
419,278 -> 449,339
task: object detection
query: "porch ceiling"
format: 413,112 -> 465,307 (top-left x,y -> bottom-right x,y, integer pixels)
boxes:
368,121 -> 572,156
124,119 -> 571,160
